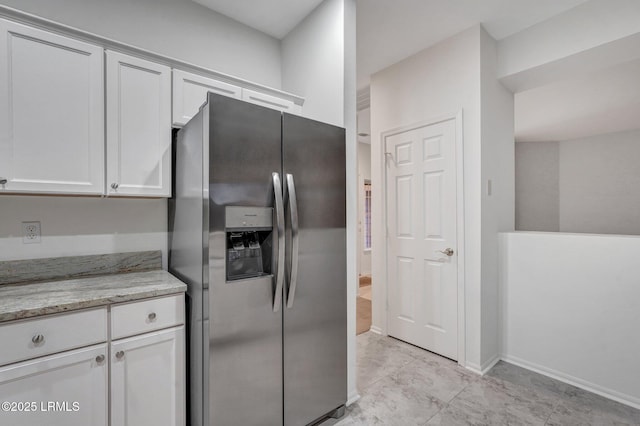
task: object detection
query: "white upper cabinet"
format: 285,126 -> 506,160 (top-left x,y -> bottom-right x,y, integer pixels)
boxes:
172,69 -> 241,126
106,51 -> 172,198
242,88 -> 302,114
0,19 -> 104,195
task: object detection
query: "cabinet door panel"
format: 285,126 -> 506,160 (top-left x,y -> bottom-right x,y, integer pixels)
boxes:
106,51 -> 171,197
111,326 -> 185,426
0,344 -> 108,426
172,70 -> 240,126
241,88 -> 301,114
0,19 -> 104,194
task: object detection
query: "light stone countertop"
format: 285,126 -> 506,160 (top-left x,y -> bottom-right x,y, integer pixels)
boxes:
0,270 -> 187,323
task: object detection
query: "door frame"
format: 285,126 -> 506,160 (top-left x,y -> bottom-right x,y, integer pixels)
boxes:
376,111 -> 466,367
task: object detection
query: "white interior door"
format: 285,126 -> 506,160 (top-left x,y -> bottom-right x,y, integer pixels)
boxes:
385,118 -> 458,360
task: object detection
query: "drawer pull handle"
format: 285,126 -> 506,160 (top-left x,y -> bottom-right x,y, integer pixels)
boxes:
148,312 -> 157,321
115,350 -> 125,359
31,334 -> 44,344
95,354 -> 105,363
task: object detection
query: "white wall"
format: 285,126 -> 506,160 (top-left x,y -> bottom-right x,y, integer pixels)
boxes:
343,0 -> 357,404
559,129 -> 640,235
281,0 -> 345,126
479,28 -> 515,368
500,231 -> 640,409
0,196 -> 168,267
0,0 -> 282,88
515,129 -> 640,235
370,26 -> 483,368
515,141 -> 559,231
358,141 -> 371,276
370,25 -> 514,371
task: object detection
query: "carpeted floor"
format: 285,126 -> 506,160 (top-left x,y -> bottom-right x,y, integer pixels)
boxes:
356,296 -> 372,335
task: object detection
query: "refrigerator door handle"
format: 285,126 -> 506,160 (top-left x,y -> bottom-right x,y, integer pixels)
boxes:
273,172 -> 285,312
286,173 -> 300,308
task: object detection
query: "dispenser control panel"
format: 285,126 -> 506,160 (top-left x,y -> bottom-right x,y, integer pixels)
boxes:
225,206 -> 273,281
225,206 -> 272,229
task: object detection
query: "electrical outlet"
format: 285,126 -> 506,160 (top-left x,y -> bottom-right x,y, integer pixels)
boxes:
22,221 -> 41,244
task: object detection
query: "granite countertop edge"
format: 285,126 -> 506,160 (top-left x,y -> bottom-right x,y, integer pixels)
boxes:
0,270 -> 188,323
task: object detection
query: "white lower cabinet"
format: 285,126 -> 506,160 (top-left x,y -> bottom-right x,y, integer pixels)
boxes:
0,295 -> 185,426
110,326 -> 185,426
0,344 -> 108,426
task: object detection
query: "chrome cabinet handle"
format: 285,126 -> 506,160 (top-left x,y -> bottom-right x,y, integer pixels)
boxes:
31,334 -> 44,344
148,312 -> 157,321
0,178 -> 7,185
95,354 -> 105,363
438,248 -> 455,257
285,173 -> 299,309
111,182 -> 119,189
272,172 -> 285,312
115,350 -> 125,359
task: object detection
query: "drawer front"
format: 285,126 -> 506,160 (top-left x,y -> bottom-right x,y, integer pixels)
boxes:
0,308 -> 107,366
111,294 -> 184,340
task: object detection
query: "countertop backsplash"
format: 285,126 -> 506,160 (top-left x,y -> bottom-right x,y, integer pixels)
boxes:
0,251 -> 162,286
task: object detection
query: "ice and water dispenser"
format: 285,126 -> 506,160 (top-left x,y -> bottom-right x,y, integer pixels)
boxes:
225,206 -> 273,281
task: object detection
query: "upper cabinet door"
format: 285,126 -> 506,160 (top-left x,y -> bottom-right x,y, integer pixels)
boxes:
241,88 -> 302,114
106,51 -> 171,197
0,19 -> 104,195
172,69 -> 240,126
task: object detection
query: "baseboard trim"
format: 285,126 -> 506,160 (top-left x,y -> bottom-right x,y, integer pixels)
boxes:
346,391 -> 360,406
501,354 -> 640,410
465,353 -> 500,376
369,325 -> 383,335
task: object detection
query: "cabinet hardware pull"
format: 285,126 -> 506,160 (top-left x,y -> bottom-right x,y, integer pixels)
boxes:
0,178 -> 7,185
148,312 -> 157,321
31,334 -> 44,344
111,182 -> 119,189
115,350 -> 125,359
95,354 -> 105,363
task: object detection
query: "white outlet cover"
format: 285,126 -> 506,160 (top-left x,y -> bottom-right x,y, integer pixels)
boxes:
22,221 -> 41,244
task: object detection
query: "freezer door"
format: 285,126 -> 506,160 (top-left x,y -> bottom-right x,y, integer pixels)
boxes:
206,94 -> 283,426
282,114 -> 347,425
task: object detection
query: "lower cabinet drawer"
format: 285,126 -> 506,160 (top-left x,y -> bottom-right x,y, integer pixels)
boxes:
0,308 -> 107,367
111,294 -> 184,340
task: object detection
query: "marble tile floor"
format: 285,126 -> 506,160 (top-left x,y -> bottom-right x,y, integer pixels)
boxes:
328,332 -> 640,426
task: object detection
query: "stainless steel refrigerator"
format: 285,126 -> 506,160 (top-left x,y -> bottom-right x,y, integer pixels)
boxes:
169,93 -> 347,426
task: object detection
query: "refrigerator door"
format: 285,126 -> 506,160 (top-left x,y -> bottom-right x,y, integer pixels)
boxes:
282,114 -> 347,425
207,94 -> 284,426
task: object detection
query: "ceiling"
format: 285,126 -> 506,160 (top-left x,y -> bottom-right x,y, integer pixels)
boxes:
191,0 -> 325,39
356,0 -> 587,90
192,0 -> 639,142
192,0 -> 588,88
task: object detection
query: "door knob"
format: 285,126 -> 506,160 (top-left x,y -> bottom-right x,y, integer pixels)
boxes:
438,248 -> 454,257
